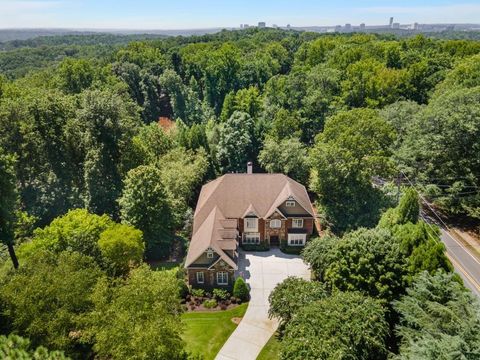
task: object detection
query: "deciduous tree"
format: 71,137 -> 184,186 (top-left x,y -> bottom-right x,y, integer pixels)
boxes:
268,277 -> 326,325
119,165 -> 174,259
217,111 -> 254,173
98,224 -> 144,276
309,109 -> 395,232
304,228 -> 406,302
85,265 -> 186,360
17,209 -> 114,263
0,251 -> 103,356
258,137 -> 308,183
397,87 -> 480,219
281,291 -> 388,360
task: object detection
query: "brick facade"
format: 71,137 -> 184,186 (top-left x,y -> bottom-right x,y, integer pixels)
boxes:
259,219 -> 265,241
304,218 -> 314,235
239,215 -> 314,246
188,266 -> 235,290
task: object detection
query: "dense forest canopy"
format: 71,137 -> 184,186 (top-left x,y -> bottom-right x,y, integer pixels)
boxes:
1,28 -> 480,359
1,28 -> 479,233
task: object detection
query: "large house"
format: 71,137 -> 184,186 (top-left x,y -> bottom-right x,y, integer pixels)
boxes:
185,163 -> 315,288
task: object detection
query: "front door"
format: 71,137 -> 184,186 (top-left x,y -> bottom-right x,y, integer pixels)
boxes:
270,236 -> 279,246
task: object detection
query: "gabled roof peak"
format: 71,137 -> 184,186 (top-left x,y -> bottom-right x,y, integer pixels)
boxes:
242,203 -> 259,218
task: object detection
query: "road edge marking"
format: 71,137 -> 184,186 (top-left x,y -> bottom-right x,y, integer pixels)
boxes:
446,252 -> 480,293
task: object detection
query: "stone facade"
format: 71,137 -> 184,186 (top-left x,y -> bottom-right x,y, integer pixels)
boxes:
264,213 -> 287,243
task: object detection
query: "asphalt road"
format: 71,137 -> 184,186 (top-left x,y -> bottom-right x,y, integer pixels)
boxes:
440,228 -> 480,298
422,212 -> 480,298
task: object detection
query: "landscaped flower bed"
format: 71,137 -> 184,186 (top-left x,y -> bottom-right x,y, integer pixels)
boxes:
183,288 -> 244,312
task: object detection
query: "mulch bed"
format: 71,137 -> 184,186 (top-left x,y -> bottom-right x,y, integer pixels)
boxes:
183,294 -> 245,312
184,302 -> 243,312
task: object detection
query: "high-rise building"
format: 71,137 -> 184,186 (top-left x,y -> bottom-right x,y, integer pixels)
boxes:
392,22 -> 400,29
389,17 -> 394,27
360,23 -> 366,31
344,23 -> 352,32
258,22 -> 266,28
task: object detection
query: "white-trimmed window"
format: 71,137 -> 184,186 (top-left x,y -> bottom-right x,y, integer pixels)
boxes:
245,218 -> 258,232
292,218 -> 304,228
217,271 -> 228,285
243,233 -> 260,244
288,234 -> 306,246
206,250 -> 214,258
196,272 -> 204,284
286,200 -> 296,207
270,219 -> 281,228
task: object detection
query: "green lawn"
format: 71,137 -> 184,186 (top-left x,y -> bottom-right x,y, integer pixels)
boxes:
182,303 -> 248,360
257,333 -> 281,360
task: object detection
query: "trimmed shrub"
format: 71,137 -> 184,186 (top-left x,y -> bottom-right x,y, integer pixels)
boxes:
191,288 -> 205,298
280,240 -> 303,255
241,243 -> 270,251
203,299 -> 217,309
213,288 -> 230,300
233,277 -> 249,302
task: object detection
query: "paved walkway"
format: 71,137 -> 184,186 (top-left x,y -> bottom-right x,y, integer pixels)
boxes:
215,248 -> 310,360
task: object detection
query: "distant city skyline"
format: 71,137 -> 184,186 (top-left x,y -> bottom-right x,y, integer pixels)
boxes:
1,0 -> 480,29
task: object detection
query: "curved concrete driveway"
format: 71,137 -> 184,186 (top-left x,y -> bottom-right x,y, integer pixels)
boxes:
215,248 -> 310,360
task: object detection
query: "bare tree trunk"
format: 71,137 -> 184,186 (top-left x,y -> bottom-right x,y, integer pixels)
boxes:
7,243 -> 19,269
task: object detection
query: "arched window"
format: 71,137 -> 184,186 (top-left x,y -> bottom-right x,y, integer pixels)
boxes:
270,219 -> 281,228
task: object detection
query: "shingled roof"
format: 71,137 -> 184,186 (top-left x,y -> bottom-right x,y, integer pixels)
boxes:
185,174 -> 314,268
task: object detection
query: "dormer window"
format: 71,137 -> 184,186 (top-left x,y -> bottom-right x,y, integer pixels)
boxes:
286,200 -> 296,207
207,250 -> 214,258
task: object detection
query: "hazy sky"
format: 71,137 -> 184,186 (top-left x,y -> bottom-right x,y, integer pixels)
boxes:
1,0 -> 479,29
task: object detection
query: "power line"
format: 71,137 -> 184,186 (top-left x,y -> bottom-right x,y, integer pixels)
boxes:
397,172 -> 447,246
398,172 -> 480,295
400,171 -> 451,231
427,190 -> 480,198
409,182 -> 478,189
394,178 -> 478,189
413,183 -> 479,189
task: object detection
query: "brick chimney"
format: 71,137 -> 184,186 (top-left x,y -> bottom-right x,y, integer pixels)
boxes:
247,161 -> 253,174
